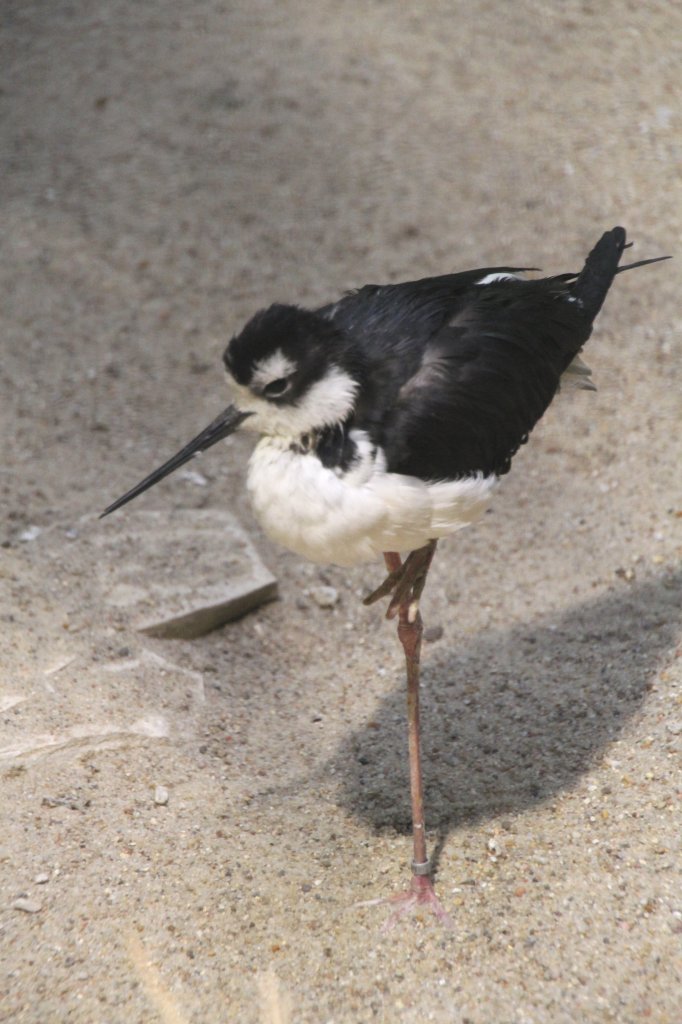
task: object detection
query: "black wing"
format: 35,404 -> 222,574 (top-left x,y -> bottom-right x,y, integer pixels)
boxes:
373,279 -> 594,479
351,228 -> 629,480
321,266 -> 536,437
320,265 -> 535,349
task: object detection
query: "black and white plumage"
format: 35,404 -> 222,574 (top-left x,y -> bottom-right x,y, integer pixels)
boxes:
103,226 -> 662,563
102,227 -> 666,924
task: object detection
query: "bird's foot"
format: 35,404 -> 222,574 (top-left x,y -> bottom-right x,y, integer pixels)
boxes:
363,540 -> 437,620
358,873 -> 454,932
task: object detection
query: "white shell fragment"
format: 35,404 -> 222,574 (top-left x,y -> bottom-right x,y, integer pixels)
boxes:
153,785 -> 169,805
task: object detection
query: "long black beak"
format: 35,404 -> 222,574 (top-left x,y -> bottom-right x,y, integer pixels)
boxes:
100,405 -> 252,518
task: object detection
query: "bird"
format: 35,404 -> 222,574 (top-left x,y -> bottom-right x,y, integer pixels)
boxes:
101,226 -> 667,926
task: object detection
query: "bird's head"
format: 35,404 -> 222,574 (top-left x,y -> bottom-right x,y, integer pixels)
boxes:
100,304 -> 360,518
223,304 -> 359,438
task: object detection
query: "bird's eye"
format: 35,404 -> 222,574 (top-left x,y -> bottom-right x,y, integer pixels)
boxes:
262,377 -> 290,398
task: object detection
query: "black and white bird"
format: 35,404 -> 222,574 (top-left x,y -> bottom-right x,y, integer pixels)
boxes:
102,226 -> 666,925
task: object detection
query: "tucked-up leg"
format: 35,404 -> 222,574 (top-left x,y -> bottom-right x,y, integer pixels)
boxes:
363,539 -> 437,620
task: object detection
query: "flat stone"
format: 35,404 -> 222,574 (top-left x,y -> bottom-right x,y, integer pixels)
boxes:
96,509 -> 278,638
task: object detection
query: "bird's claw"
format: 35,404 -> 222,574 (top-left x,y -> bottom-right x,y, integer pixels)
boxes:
362,566 -> 404,607
363,541 -> 437,620
357,873 -> 454,932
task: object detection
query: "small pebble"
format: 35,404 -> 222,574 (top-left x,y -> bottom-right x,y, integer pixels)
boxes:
153,785 -> 169,806
13,897 -> 42,914
18,526 -> 42,542
310,586 -> 339,609
34,873 -> 50,885
423,625 -> 444,643
179,468 -> 208,487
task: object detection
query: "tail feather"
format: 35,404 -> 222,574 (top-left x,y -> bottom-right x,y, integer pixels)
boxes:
616,254 -> 671,274
572,226 -> 627,321
571,227 -> 670,321
561,353 -> 597,392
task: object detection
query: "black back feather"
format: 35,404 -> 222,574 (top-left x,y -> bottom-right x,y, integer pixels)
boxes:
324,227 -> 636,480
376,282 -> 593,478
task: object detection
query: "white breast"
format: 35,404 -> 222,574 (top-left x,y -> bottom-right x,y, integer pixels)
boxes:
246,433 -> 498,567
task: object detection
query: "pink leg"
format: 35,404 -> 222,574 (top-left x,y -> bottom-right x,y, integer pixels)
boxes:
360,546 -> 453,930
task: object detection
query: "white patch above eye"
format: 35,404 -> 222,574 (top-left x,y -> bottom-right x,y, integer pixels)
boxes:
251,350 -> 297,391
475,272 -> 521,285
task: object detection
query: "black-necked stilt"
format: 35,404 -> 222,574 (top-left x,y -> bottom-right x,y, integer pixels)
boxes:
102,227 -> 667,925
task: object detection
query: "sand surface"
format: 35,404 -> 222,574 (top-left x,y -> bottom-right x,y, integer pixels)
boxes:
1,2 -> 680,1021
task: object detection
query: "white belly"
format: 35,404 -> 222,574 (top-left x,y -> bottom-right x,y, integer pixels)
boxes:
246,435 -> 497,567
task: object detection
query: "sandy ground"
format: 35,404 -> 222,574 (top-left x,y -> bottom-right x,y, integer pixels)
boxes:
1,2 -> 681,1021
